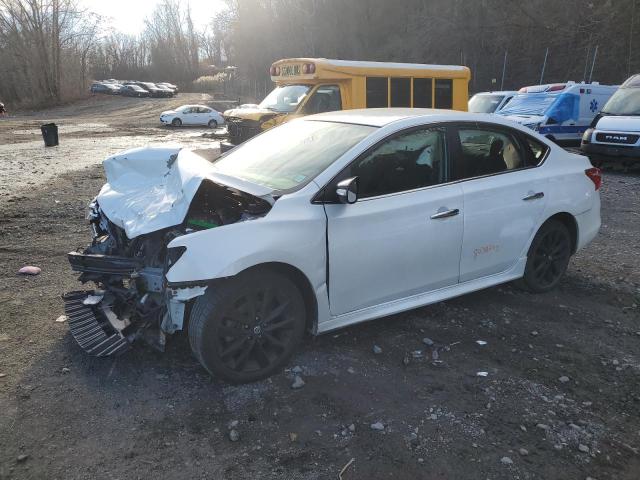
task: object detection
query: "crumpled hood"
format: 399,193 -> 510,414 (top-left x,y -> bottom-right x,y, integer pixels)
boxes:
596,115 -> 640,132
97,145 -> 273,239
222,107 -> 279,120
501,114 -> 546,126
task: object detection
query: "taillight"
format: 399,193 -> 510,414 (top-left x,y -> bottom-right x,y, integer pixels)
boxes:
302,63 -> 315,74
269,66 -> 276,76
585,167 -> 602,190
275,66 -> 280,76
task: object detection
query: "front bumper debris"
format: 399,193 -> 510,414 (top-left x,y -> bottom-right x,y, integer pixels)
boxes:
62,291 -> 131,357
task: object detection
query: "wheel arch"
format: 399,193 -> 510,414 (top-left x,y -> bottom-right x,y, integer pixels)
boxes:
540,212 -> 579,254
232,262 -> 319,335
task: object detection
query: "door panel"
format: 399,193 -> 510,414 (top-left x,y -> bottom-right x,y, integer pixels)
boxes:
325,184 -> 464,315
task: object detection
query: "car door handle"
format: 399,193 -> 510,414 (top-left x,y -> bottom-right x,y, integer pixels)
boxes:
523,192 -> 544,201
430,208 -> 460,220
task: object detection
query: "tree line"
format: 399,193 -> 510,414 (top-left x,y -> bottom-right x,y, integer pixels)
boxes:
1,0 -> 638,108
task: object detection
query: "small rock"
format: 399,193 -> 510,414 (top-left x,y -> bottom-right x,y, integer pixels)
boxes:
612,359 -> 620,366
0,333 -> 10,342
61,367 -> 70,374
289,432 -> 298,442
422,337 -> 434,346
578,444 -> 590,453
228,420 -> 239,429
347,367 -> 355,374
0,373 -> 5,378
417,457 -> 424,463
519,448 -> 529,456
500,456 -> 514,465
291,365 -> 303,374
348,424 -> 356,432
559,375 -> 570,383
229,429 -> 240,442
476,340 -> 487,346
519,425 -> 527,432
531,331 -> 539,336
370,422 -> 385,431
155,374 -> 168,380
16,454 -> 28,463
55,315 -> 67,323
373,345 -> 383,354
291,375 -> 305,389
402,354 -> 411,366
18,266 -> 41,275
476,371 -> 489,377
536,423 -> 550,430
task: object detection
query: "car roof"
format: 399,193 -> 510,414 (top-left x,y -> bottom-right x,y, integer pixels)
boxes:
473,91 -> 519,96
306,108 -> 521,128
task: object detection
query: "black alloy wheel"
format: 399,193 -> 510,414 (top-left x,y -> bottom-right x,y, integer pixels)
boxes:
189,269 -> 306,383
517,219 -> 572,293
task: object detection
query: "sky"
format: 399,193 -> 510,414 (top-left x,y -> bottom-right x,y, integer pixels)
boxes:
81,0 -> 227,35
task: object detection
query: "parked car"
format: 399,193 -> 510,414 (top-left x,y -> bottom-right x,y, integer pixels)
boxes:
136,82 -> 170,98
90,82 -> 120,95
497,82 -> 618,144
157,82 -> 179,93
154,84 -> 175,97
120,84 -> 149,97
581,73 -> 640,166
160,105 -> 225,127
63,109 -> 601,383
468,91 -> 518,113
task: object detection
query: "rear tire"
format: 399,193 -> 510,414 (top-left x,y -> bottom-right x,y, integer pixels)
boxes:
208,119 -> 218,129
516,219 -> 572,293
172,118 -> 182,127
189,269 -> 306,383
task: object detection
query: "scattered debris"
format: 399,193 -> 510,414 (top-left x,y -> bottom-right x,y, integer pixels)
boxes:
347,367 -> 355,374
18,266 -> 41,275
291,365 -> 303,374
411,350 -> 423,358
373,345 -> 383,354
0,373 -> 6,378
476,371 -> 489,377
61,367 -> 70,374
291,375 -> 305,389
402,354 -> 411,366
0,333 -> 9,342
422,337 -> 434,346
476,340 -> 488,346
228,420 -> 238,429
536,423 -> 550,430
16,454 -> 29,463
519,448 -> 529,456
559,375 -> 570,383
82,294 -> 103,305
338,457 -> 355,480
55,315 -> 67,323
531,331 -> 539,336
578,444 -> 590,453
348,424 -> 356,432
228,429 -> 240,442
289,432 -> 298,442
500,456 -> 514,465
370,422 -> 385,431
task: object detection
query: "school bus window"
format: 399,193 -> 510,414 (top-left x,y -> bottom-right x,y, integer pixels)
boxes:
435,79 -> 453,109
413,78 -> 433,108
304,85 -> 342,114
390,78 -> 411,107
366,77 -> 388,108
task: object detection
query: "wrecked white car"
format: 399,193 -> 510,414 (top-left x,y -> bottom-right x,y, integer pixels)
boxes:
65,109 -> 601,383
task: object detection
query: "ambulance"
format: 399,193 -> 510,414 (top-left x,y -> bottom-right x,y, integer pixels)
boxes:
497,82 -> 618,143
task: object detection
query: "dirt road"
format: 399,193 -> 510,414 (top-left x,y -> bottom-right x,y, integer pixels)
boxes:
0,98 -> 639,480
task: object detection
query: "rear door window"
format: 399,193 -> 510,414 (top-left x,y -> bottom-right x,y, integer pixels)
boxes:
390,78 -> 411,107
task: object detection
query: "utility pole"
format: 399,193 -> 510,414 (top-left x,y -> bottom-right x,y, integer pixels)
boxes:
539,47 -> 549,84
588,45 -> 599,83
582,45 -> 591,82
500,50 -> 507,91
629,0 -> 637,77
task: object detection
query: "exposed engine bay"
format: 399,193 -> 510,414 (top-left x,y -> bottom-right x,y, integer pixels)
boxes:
64,147 -> 273,356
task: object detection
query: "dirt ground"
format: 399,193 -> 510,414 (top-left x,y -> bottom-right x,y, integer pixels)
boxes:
1,96 -> 639,480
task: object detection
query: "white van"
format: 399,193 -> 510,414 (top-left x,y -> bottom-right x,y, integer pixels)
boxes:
581,74 -> 640,165
497,82 -> 618,143
468,91 -> 518,113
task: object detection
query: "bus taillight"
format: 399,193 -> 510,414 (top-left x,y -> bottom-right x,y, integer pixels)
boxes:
303,63 -> 316,74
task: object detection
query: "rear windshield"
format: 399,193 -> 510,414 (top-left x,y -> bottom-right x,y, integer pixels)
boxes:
469,94 -> 506,113
213,120 -> 375,192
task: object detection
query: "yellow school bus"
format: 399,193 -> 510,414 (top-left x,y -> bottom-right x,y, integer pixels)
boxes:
222,58 -> 470,150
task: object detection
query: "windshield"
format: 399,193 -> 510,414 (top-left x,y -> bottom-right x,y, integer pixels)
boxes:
468,94 -> 506,113
602,88 -> 640,116
259,85 -> 311,113
212,120 -> 375,191
498,93 -> 559,116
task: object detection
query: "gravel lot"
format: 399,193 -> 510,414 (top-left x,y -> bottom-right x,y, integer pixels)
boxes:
0,97 -> 639,480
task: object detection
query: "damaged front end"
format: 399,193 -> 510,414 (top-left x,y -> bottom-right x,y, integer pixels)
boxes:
64,147 -> 273,357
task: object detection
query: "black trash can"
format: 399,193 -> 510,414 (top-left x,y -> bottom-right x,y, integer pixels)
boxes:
40,123 -> 59,147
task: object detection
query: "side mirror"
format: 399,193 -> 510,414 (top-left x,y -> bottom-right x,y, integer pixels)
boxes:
336,177 -> 358,204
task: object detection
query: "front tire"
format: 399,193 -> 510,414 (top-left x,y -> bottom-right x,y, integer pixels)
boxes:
517,219 -> 572,293
171,118 -> 182,127
189,269 -> 306,383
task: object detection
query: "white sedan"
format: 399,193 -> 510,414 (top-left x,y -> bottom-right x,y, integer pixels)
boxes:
65,109 -> 601,383
160,104 -> 224,127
